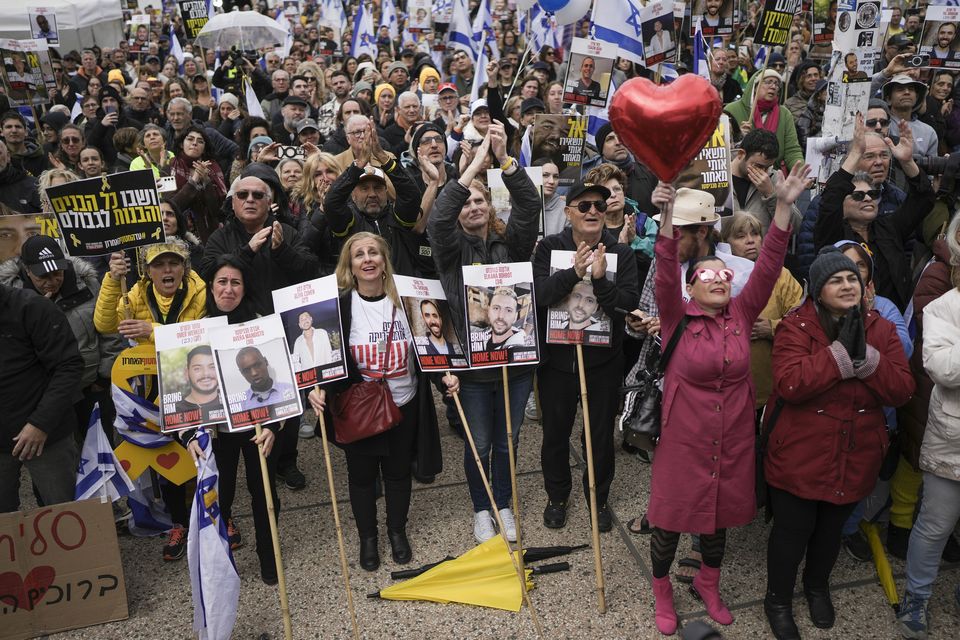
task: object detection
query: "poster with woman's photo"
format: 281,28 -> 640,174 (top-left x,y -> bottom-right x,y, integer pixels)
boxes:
27,7 -> 58,46
641,1 -> 678,67
546,252 -> 618,347
394,275 -> 469,371
562,37 -> 617,108
156,317 -> 229,432
462,262 -> 539,368
271,275 -> 347,388
920,6 -> 960,68
209,314 -> 302,432
691,0 -> 734,36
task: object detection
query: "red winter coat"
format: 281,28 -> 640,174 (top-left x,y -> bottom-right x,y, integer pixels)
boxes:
764,299 -> 915,504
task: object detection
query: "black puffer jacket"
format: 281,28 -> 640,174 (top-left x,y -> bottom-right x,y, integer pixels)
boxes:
0,163 -> 42,212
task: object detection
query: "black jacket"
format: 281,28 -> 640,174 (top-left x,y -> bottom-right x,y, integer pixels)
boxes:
0,163 -> 42,212
0,284 -> 83,450
533,227 -> 639,373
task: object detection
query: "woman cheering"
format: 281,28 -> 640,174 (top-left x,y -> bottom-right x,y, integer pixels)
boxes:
647,162 -> 810,635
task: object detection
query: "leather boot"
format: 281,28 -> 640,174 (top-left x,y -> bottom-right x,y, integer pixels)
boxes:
359,535 -> 379,571
651,575 -> 678,635
691,564 -> 733,625
803,585 -> 835,629
764,592 -> 801,640
387,528 -> 412,564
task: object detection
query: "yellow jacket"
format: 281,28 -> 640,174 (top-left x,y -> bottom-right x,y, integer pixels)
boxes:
94,269 -> 207,344
751,267 -> 804,407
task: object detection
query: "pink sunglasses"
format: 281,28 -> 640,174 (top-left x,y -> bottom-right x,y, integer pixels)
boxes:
692,267 -> 734,283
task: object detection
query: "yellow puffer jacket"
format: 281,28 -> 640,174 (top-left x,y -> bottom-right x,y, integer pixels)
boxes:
94,269 -> 207,344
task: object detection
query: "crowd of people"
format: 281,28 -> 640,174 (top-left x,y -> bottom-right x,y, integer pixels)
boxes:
3,1 -> 960,638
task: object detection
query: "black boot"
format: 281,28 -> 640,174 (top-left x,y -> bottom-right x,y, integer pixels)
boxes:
764,593 -> 801,640
359,535 -> 379,571
804,586 -> 835,629
388,528 -> 412,564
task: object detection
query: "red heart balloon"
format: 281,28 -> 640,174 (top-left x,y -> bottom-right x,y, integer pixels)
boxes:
609,75 -> 722,183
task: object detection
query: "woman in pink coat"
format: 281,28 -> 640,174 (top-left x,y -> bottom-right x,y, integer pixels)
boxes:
647,162 -> 810,635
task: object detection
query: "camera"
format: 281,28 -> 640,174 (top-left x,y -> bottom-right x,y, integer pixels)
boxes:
278,145 -> 304,159
904,53 -> 930,69
914,154 -> 960,176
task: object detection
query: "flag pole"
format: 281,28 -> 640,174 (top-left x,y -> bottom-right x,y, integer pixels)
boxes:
500,366 -> 528,580
504,38 -> 533,103
254,422 -> 293,640
450,375 -> 544,639
313,393 -> 361,640
576,344 -> 606,614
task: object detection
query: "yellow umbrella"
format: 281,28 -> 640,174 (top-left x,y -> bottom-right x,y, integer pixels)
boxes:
373,536 -> 534,611
860,521 -> 899,609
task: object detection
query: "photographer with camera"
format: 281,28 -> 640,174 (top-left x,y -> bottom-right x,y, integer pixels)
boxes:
212,47 -> 271,101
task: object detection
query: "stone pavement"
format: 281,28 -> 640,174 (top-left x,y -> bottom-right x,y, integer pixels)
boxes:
50,400 -> 959,640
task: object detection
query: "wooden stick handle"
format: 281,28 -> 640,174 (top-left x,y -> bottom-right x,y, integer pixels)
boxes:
576,345 -> 607,614
254,423 -> 293,640
500,367 -> 527,583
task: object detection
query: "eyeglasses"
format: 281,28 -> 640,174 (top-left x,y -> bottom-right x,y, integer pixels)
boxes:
848,189 -> 881,202
235,190 -> 267,200
573,199 -> 608,213
692,267 -> 735,283
61,137 -> 82,144
420,135 -> 444,146
346,129 -> 367,138
865,118 -> 890,128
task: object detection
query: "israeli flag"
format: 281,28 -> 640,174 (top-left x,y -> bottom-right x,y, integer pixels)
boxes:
519,125 -> 533,167
754,45 -> 768,69
70,94 -> 83,120
693,26 -> 711,81
470,45 -> 488,103
472,0 -> 500,61
448,0 -> 476,56
520,4 -> 559,54
188,429 -> 240,640
75,404 -> 134,501
126,472 -> 174,536
585,77 -> 618,146
170,26 -> 185,73
590,0 -> 646,64
351,1 -> 377,59
245,78 -> 265,118
380,0 -> 399,41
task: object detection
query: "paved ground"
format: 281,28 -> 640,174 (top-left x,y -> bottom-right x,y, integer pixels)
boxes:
46,396 -> 960,640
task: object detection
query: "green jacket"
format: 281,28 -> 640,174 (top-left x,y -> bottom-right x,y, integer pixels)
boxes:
723,72 -> 804,170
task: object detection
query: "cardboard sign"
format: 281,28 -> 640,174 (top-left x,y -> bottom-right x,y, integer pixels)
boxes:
178,0 -> 210,40
47,170 -> 165,258
271,276 -> 348,389
462,262 -> 539,368
562,37 -> 617,108
156,318 -> 229,433
676,114 -> 732,216
0,213 -> 59,263
756,0 -> 802,46
395,275 -> 469,371
0,499 -> 128,639
27,7 -> 58,46
530,115 -> 588,187
209,314 -> 302,432
546,252 -> 618,347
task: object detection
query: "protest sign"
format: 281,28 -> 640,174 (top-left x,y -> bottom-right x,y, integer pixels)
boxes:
462,262 -> 539,368
676,115 -> 731,216
756,0 -> 802,47
271,275 -> 348,388
283,0 -> 299,17
0,39 -> 49,107
408,0 -> 432,32
920,6 -> 960,69
691,0 -> 734,36
395,275 -> 469,371
546,252 -> 619,347
813,0 -> 837,44
0,213 -> 59,262
0,499 -> 128,639
487,166 -> 543,225
127,15 -> 151,59
47,170 -> 165,258
156,317 -> 230,433
530,114 -> 587,187
831,1 -> 882,79
641,1 -> 678,68
563,37 -> 617,108
209,315 -> 302,432
178,0 -> 210,40
27,7 -> 58,46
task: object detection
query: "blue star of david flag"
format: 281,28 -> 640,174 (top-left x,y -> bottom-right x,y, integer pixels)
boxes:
75,403 -> 134,501
351,2 -> 377,59
590,0 -> 647,65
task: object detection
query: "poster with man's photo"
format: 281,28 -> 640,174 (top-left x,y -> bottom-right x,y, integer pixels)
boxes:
0,39 -> 48,106
271,275 -> 347,388
394,275 -> 469,371
487,166 -> 543,225
920,6 -> 960,68
676,115 -> 731,216
0,213 -> 59,263
813,0 -> 837,43
546,252 -> 619,347
641,1 -> 678,67
408,0 -> 433,32
27,7 -> 58,46
156,317 -> 229,432
209,314 -> 303,432
562,37 -> 617,108
462,262 -> 539,368
530,114 -> 588,187
831,1 -> 882,80
691,0 -> 734,36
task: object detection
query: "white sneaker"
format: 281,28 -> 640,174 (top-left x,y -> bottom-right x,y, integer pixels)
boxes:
498,507 -> 517,542
473,510 -> 497,543
298,417 -> 316,439
524,394 -> 539,422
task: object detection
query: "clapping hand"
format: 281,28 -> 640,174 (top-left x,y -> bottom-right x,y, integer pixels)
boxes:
775,161 -> 812,205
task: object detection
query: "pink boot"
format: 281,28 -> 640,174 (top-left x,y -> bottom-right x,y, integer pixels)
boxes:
652,575 -> 678,635
691,565 -> 734,625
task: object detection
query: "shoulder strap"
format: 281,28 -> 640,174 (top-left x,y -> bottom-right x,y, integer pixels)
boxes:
657,315 -> 690,375
759,397 -> 786,451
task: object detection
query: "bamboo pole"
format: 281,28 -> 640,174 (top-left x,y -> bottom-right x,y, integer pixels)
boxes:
576,345 -> 606,614
500,367 -> 527,579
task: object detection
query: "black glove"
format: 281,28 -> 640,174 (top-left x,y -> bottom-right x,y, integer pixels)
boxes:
837,306 -> 865,362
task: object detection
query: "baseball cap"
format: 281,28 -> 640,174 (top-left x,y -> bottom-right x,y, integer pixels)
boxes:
470,99 -> 489,115
521,97 -> 546,114
565,182 -> 611,206
438,82 -> 457,94
297,118 -> 319,134
20,236 -> 70,276
144,242 -> 188,265
887,33 -> 913,50
145,55 -> 160,64
357,165 -> 386,183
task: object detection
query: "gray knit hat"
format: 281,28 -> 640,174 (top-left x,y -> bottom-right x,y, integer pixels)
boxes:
809,246 -> 863,301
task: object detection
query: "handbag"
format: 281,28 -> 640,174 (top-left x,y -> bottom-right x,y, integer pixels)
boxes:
331,307 -> 403,444
619,316 -> 690,451
755,397 -> 785,519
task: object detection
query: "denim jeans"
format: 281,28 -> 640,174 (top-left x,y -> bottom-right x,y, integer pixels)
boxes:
0,435 -> 79,513
905,472 -> 960,599
457,371 -> 533,513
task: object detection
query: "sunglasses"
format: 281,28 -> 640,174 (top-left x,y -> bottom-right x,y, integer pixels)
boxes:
235,190 -> 267,200
692,267 -> 735,283
573,199 -> 608,213
865,118 -> 890,128
61,137 -> 82,144
848,189 -> 881,202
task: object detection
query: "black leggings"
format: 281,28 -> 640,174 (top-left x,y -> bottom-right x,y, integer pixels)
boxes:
651,527 -> 727,579
766,486 -> 857,601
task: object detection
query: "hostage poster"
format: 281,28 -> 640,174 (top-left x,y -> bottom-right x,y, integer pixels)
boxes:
676,114 -> 731,216
46,170 -> 165,257
209,314 -> 302,432
530,114 -> 587,187
0,38 -> 50,106
271,275 -> 348,388
0,213 -> 59,262
395,275 -> 469,371
755,0 -> 802,47
920,6 -> 960,69
562,37 -> 617,108
178,0 -> 210,40
156,317 -> 229,432
546,252 -> 619,347
640,0 -> 678,68
462,262 -> 539,368
27,7 -> 58,46
691,0 -> 734,36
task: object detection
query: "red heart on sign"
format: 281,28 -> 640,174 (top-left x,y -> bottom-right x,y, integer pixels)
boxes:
608,75 -> 723,183
120,459 -> 131,472
157,452 -> 180,469
0,566 -> 56,611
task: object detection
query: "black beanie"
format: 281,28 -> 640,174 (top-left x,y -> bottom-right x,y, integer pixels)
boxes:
809,246 -> 863,301
100,85 -> 122,106
595,123 -> 614,149
409,121 -> 447,157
